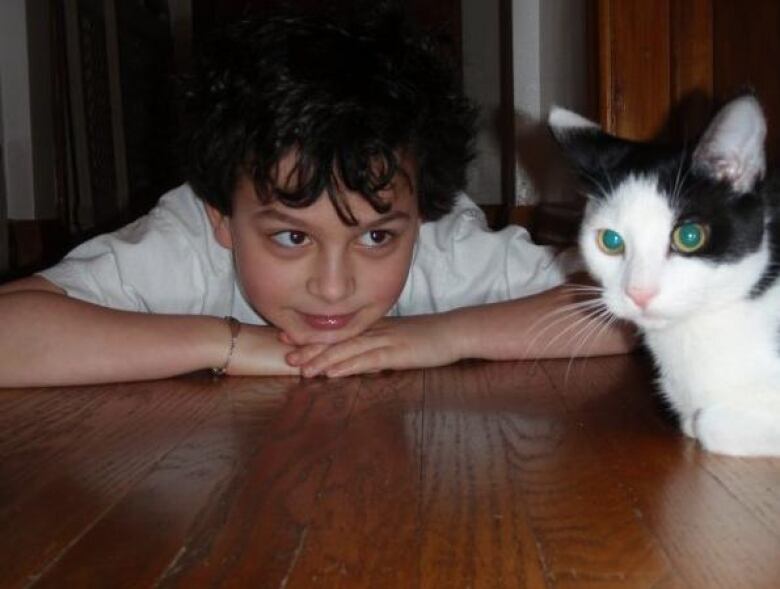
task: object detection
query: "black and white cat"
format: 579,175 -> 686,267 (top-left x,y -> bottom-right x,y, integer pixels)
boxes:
549,95 -> 780,456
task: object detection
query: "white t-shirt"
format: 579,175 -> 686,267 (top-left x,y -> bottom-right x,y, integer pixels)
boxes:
39,184 -> 578,324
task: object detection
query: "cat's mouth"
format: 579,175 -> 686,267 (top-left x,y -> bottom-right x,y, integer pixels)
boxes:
634,314 -> 672,330
625,304 -> 679,330
611,301 -> 672,330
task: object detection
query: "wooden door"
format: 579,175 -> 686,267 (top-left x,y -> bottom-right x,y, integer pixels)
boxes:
598,0 -> 780,164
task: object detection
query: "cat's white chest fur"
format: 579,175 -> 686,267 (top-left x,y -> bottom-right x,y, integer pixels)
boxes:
642,286 -> 780,456
645,290 -> 780,422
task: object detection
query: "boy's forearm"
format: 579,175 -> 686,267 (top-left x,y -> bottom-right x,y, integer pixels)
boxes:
447,285 -> 636,361
0,291 -> 227,387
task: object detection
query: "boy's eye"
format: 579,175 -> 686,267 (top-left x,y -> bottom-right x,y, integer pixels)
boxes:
271,230 -> 310,248
358,229 -> 394,247
596,229 -> 625,255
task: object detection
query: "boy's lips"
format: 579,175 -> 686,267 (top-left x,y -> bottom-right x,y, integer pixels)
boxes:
300,312 -> 357,330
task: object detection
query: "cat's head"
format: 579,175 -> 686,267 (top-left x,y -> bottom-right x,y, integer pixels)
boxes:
549,95 -> 769,330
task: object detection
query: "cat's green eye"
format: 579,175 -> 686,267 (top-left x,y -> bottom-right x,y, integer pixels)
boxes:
596,229 -> 625,255
671,222 -> 709,254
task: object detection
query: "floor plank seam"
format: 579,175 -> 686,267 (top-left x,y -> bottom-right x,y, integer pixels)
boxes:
22,385 -> 225,588
278,525 -> 310,589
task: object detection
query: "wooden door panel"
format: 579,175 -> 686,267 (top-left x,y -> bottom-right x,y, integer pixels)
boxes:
712,0 -> 780,163
597,0 -> 672,140
598,0 -> 779,162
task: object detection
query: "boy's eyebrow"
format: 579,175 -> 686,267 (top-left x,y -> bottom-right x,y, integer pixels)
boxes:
253,208 -> 412,229
252,209 -> 316,230
363,211 -> 412,229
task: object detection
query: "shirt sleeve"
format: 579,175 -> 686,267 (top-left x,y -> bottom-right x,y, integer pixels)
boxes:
37,187 -> 231,314
396,193 -> 582,315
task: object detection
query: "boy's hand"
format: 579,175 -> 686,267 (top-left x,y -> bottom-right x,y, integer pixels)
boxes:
282,314 -> 461,378
227,324 -> 302,376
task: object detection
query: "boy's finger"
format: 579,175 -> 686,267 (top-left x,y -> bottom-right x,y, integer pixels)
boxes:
324,346 -> 392,378
300,339 -> 382,377
278,331 -> 295,345
286,343 -> 328,367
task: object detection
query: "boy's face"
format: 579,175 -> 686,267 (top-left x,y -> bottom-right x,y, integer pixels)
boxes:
206,156 -> 421,345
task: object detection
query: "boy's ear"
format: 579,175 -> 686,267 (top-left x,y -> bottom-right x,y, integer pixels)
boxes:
204,203 -> 234,249
692,94 -> 766,193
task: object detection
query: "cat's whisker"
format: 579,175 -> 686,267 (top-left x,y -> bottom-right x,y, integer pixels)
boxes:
563,308 -> 615,384
575,315 -> 624,383
560,291 -> 603,300
531,303 -> 609,361
670,144 -> 693,210
524,314 -> 604,363
563,318 -> 603,384
598,161 -> 616,194
562,284 -> 603,295
673,152 -> 684,195
522,300 -> 607,362
544,307 -> 608,361
586,313 -> 617,349
563,279 -> 602,289
579,170 -> 611,201
525,295 -> 604,329
523,297 -> 605,346
672,172 -> 697,210
572,306 -> 614,353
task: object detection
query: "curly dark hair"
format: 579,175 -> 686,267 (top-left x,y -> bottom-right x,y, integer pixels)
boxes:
183,6 -> 477,223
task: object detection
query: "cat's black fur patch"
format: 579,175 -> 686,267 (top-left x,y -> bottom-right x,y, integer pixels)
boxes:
750,173 -> 780,298
548,128 -> 681,193
661,168 -> 765,264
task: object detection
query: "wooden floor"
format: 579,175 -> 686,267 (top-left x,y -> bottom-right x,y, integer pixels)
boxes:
1,354 -> 779,588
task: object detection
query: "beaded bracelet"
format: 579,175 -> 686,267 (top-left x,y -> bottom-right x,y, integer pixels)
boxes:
212,316 -> 241,376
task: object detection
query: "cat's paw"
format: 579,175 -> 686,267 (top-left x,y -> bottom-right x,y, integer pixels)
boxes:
692,405 -> 780,457
681,412 -> 698,439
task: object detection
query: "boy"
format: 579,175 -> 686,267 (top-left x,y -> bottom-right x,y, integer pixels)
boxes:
0,9 -> 632,387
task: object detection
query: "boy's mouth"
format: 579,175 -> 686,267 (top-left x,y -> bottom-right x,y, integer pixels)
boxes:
299,312 -> 356,330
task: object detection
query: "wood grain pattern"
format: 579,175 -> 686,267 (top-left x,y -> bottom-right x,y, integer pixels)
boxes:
669,0 -> 714,140
712,0 -> 780,164
1,356 -> 779,588
595,0 -> 779,157
597,0 -> 672,139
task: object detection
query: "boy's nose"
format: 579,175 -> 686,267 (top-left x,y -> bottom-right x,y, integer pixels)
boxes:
307,260 -> 356,303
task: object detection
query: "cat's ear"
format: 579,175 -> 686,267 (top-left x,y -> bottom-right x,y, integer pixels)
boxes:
546,106 -> 607,176
693,95 -> 766,193
546,106 -> 632,188
548,106 -> 601,134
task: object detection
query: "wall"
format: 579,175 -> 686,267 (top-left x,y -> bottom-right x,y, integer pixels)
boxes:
0,0 -> 35,221
27,0 -> 57,220
0,0 -> 57,226
513,0 -> 590,204
461,0 -> 589,205
461,0 -> 502,205
539,0 -> 590,118
1,1 -> 589,221
514,0 -> 590,120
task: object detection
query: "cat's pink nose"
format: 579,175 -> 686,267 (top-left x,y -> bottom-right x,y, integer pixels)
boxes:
627,287 -> 658,310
